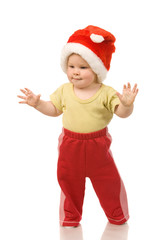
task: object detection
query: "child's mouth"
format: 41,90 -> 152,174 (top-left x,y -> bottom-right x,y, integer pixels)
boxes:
73,78 -> 82,81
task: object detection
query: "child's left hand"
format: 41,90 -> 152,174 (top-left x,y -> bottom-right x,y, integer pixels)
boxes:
116,83 -> 138,107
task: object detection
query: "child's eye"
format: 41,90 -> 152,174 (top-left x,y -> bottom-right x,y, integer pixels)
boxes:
80,66 -> 88,69
68,65 -> 74,68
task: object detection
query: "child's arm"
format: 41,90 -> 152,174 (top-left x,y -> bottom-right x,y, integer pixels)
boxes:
114,83 -> 138,118
17,88 -> 62,117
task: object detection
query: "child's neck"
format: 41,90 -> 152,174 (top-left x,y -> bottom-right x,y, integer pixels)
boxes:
73,83 -> 102,100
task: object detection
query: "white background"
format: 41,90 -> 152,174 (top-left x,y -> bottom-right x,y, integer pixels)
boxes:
0,0 -> 153,239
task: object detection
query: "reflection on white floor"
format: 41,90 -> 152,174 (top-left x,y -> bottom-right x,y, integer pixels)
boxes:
60,222 -> 129,240
101,223 -> 129,240
60,224 -> 83,240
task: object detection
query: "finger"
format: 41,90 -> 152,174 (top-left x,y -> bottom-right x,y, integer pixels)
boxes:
123,84 -> 126,89
17,95 -> 26,100
20,89 -> 26,93
18,101 -> 27,104
37,94 -> 41,98
116,92 -> 122,100
134,88 -> 139,96
24,88 -> 32,93
20,89 -> 28,96
127,82 -> 131,89
132,84 -> 138,93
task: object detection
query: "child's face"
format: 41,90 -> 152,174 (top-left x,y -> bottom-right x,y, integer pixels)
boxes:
67,54 -> 97,89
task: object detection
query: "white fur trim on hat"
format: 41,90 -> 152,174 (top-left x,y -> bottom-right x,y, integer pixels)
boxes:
60,43 -> 108,83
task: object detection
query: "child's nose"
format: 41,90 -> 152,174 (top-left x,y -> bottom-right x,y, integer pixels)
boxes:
73,67 -> 80,75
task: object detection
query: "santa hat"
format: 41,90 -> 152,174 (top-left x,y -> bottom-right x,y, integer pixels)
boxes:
61,25 -> 116,82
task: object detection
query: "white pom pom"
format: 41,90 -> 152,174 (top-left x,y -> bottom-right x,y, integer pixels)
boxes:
90,33 -> 104,43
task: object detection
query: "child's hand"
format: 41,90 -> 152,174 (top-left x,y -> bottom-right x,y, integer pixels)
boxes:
116,83 -> 138,107
17,88 -> 41,108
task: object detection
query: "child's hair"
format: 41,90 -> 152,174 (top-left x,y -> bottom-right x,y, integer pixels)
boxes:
61,25 -> 116,83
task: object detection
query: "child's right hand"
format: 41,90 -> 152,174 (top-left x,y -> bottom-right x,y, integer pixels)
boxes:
17,88 -> 41,108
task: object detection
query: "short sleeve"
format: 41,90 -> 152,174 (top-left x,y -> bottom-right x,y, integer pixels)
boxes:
105,87 -> 120,113
50,84 -> 64,112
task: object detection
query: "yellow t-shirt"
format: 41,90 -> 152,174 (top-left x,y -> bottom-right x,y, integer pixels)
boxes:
50,83 -> 120,133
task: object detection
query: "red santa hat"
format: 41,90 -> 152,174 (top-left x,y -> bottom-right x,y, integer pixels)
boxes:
61,25 -> 116,82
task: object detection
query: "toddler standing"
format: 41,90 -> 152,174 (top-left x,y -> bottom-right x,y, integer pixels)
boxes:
18,25 -> 138,227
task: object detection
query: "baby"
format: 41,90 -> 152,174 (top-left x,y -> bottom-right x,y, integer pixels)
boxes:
18,25 -> 138,227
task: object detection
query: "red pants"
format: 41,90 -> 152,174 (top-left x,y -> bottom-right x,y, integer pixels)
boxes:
57,127 -> 129,226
